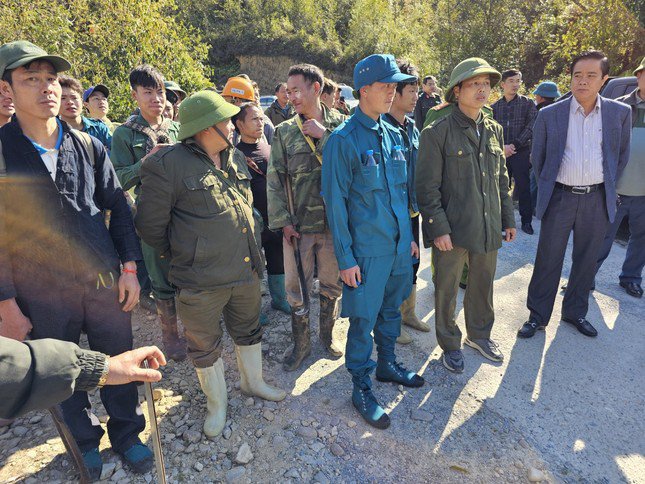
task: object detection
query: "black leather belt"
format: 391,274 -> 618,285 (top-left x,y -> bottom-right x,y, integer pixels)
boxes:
555,182 -> 604,194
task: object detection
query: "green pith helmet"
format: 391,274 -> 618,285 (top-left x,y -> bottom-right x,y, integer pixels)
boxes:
634,57 -> 645,76
177,90 -> 240,141
164,80 -> 187,100
445,57 -> 501,103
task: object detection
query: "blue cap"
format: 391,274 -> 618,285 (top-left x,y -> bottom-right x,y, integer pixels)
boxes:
353,54 -> 416,92
533,81 -> 560,99
82,84 -> 109,102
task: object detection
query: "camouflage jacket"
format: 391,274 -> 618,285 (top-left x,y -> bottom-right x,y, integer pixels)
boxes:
265,100 -> 295,128
267,104 -> 346,233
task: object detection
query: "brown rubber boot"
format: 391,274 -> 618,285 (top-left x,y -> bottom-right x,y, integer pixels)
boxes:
283,307 -> 311,371
156,298 -> 186,361
319,295 -> 343,357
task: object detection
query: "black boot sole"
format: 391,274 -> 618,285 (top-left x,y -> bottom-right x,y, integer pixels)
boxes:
375,375 -> 425,387
352,401 -> 391,429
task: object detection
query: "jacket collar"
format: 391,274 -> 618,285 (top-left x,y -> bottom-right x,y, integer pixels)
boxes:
354,105 -> 398,133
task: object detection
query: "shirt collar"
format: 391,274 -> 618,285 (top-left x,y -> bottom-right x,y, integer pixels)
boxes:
452,104 -> 483,128
28,117 -> 63,155
354,105 -> 398,134
571,95 -> 601,116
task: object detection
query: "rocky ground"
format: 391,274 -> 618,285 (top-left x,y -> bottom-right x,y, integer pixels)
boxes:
0,213 -> 643,483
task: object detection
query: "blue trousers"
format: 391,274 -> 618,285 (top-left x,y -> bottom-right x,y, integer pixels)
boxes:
596,195 -> 645,285
341,253 -> 412,387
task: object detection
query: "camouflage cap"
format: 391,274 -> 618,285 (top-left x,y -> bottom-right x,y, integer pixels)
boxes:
178,90 -> 240,141
445,58 -> 501,103
0,40 -> 71,78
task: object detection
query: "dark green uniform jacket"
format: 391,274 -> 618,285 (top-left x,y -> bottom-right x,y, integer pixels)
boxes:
416,106 -> 515,254
135,140 -> 264,290
423,102 -> 493,129
0,337 -> 106,419
267,105 -> 346,233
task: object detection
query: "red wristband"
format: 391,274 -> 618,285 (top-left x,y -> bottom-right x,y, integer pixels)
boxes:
122,268 -> 137,274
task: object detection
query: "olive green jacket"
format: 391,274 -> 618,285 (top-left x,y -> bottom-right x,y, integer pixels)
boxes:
111,115 -> 180,195
0,337 -> 106,419
267,105 -> 346,233
265,100 -> 295,128
135,140 -> 264,290
416,106 -> 515,254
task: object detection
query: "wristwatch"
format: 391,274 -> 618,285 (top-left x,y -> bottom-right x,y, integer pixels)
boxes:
97,357 -> 110,388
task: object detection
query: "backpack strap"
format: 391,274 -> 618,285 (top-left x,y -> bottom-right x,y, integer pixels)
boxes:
70,129 -> 96,168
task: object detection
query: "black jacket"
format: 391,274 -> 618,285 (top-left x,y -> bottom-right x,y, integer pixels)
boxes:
0,117 -> 141,301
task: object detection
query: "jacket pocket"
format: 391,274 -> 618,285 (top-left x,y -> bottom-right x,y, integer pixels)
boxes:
183,173 -> 226,214
192,235 -> 215,268
446,147 -> 474,181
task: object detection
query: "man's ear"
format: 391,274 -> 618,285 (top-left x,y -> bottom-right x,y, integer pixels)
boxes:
0,80 -> 13,99
131,89 -> 137,101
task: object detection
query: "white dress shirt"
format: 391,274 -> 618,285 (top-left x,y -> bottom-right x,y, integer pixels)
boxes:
556,95 -> 604,186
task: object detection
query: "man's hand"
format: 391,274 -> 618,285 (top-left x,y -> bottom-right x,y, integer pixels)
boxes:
301,119 -> 326,139
105,346 -> 167,385
504,144 -> 516,158
141,143 -> 172,162
411,241 -> 420,259
118,262 -> 140,312
433,234 -> 453,251
0,299 -> 32,341
282,225 -> 301,246
504,228 -> 517,242
340,265 -> 362,288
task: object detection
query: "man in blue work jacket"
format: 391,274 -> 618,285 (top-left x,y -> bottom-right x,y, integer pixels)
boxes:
322,54 -> 424,430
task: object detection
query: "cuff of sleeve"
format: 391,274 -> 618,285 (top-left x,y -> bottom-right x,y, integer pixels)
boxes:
0,284 -> 18,301
120,249 -> 143,264
74,350 -> 108,392
423,212 -> 451,240
337,253 -> 358,271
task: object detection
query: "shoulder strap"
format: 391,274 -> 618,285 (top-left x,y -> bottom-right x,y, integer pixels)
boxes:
295,115 -> 323,164
70,129 -> 96,168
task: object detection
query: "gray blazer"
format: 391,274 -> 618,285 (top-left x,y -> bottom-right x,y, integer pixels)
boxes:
531,96 -> 631,222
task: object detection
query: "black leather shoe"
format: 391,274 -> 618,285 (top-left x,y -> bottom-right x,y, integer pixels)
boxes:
517,319 -> 546,338
459,282 -> 467,290
521,223 -> 534,235
562,317 -> 597,337
620,281 -> 643,298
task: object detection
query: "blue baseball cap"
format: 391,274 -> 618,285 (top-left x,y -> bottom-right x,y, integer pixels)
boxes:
533,81 -> 561,99
353,54 -> 416,92
83,84 -> 109,102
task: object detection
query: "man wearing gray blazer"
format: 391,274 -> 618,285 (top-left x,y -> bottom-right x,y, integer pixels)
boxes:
518,51 -> 631,339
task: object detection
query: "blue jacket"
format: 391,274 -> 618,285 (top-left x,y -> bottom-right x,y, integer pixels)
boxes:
322,106 -> 413,270
384,113 -> 419,213
82,116 -> 112,151
531,96 -> 631,222
0,118 -> 141,301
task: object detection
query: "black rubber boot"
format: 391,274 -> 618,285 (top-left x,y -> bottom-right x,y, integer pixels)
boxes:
283,307 -> 311,371
156,298 -> 187,362
319,295 -> 343,357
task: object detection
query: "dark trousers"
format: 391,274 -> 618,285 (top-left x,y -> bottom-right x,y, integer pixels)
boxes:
507,148 -> 533,224
20,271 -> 144,453
596,195 -> 645,285
411,214 -> 420,284
527,187 -> 609,323
262,228 -> 284,275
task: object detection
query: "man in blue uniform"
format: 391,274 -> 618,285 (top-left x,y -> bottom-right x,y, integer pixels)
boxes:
322,54 -> 424,430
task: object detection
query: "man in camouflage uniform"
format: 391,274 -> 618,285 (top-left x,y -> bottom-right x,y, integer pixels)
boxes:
267,64 -> 346,371
265,82 -> 295,127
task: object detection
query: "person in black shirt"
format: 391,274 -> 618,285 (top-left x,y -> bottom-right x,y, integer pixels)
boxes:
233,103 -> 290,315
